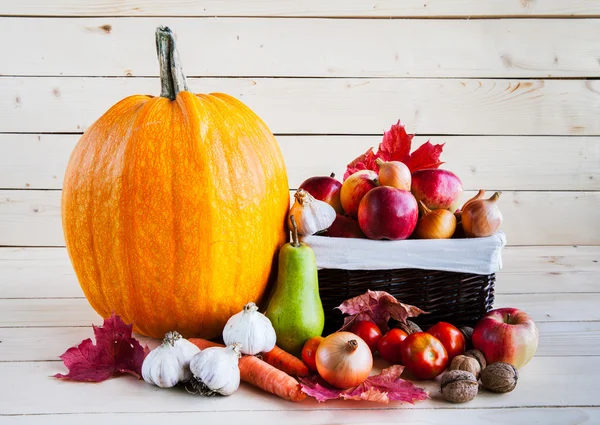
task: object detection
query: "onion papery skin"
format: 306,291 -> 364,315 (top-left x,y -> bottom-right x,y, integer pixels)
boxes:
315,332 -> 373,389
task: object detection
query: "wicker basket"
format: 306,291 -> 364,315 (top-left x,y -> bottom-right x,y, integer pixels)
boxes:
318,268 -> 495,335
304,232 -> 505,335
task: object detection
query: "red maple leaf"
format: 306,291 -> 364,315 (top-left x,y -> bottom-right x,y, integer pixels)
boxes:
343,148 -> 378,180
53,314 -> 149,382
300,365 -> 429,403
344,121 -> 444,180
337,290 -> 427,333
379,121 -> 413,163
404,141 -> 445,172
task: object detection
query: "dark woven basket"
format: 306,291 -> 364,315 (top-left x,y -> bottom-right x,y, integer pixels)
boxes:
318,268 -> 495,335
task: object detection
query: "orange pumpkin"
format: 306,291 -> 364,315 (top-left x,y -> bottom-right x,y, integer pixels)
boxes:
61,27 -> 289,339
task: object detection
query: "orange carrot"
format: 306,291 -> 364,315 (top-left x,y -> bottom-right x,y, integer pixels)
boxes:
261,345 -> 309,377
189,338 -> 306,402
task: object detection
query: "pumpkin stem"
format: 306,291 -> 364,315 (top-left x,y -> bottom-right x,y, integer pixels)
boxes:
155,26 -> 188,100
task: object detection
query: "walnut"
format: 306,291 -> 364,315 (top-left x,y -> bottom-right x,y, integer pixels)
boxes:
464,349 -> 487,370
440,370 -> 479,403
459,326 -> 474,349
450,354 -> 482,379
481,362 -> 518,393
394,320 -> 422,335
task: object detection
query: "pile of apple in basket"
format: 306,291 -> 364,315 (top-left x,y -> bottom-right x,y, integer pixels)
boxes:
292,120 -> 502,241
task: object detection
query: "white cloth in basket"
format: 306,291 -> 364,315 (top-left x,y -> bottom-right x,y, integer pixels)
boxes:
302,231 -> 506,275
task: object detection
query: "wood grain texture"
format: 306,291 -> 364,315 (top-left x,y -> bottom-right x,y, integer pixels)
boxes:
1,356 -> 598,414
3,246 -> 598,299
500,272 -> 599,294
493,293 -> 600,322
2,134 -> 599,191
4,18 -> 600,78
0,327 -> 157,362
1,321 -> 596,362
3,0 -> 600,17
2,190 -> 598,247
501,246 -> 600,274
536,322 -> 600,357
0,248 -> 82,298
1,293 -> 598,327
3,77 -> 600,135
2,409 -> 600,425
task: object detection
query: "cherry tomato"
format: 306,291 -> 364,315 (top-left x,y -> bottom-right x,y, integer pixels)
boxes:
399,332 -> 449,380
350,321 -> 383,352
301,336 -> 324,372
426,322 -> 466,361
377,328 -> 408,364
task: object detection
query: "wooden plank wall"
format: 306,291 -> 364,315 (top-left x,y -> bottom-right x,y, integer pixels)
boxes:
0,0 -> 598,267
0,6 -> 597,239
0,7 -> 599,246
0,9 -> 596,280
0,1 -> 597,274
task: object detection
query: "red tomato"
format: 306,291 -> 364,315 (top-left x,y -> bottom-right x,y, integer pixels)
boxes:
399,332 -> 449,380
350,321 -> 383,352
426,322 -> 466,361
301,336 -> 324,372
377,329 -> 408,364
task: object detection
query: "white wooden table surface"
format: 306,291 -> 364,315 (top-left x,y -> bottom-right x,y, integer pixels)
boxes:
1,1 -> 600,423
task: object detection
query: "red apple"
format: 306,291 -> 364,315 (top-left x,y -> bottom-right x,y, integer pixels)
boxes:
299,173 -> 344,214
323,214 -> 366,238
340,170 -> 378,218
472,308 -> 539,369
411,169 -> 463,211
357,186 -> 418,240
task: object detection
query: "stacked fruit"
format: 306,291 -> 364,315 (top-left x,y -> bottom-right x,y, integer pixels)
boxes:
301,306 -> 538,403
293,121 -> 503,240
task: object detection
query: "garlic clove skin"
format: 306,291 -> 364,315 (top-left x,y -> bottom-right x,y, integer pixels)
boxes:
142,331 -> 200,388
223,302 -> 277,355
174,335 -> 201,381
288,189 -> 336,236
189,344 -> 242,396
142,345 -> 180,388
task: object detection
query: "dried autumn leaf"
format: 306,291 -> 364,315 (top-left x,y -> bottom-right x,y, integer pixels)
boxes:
404,141 -> 445,172
344,121 -> 444,179
343,147 -> 378,180
300,365 -> 429,404
379,120 -> 413,163
53,313 -> 149,382
337,290 -> 427,333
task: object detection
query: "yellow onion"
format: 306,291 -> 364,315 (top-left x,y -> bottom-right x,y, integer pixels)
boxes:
455,190 -> 486,222
414,201 -> 456,239
462,192 -> 503,237
375,158 -> 411,191
315,332 -> 373,389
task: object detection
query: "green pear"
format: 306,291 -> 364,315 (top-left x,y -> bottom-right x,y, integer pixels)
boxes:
265,216 -> 325,355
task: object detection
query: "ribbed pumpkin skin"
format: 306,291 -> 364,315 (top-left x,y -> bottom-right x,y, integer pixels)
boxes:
62,91 -> 289,339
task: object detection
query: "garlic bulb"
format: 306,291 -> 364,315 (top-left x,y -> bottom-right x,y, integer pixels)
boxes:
223,302 -> 276,355
142,331 -> 200,388
189,344 -> 242,396
288,188 -> 336,236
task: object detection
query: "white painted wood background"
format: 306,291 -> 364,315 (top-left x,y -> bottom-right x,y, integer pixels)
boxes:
0,1 -> 599,423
